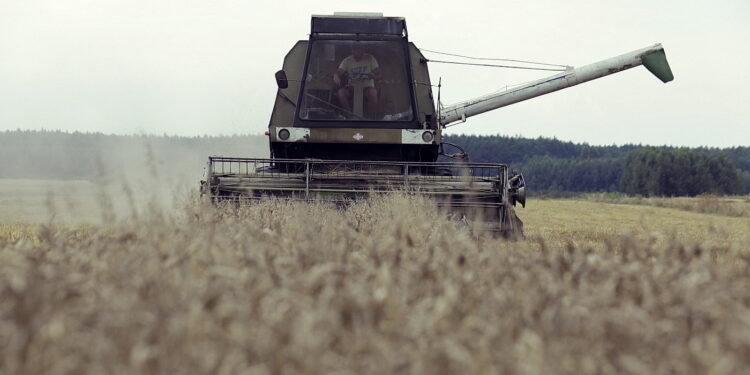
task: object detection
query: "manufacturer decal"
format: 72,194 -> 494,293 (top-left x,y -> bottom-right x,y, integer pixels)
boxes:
353,133 -> 364,141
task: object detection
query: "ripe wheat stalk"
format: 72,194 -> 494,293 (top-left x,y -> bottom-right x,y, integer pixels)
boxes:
0,193 -> 749,374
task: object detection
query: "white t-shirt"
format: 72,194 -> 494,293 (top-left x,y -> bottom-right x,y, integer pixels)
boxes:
339,54 -> 379,88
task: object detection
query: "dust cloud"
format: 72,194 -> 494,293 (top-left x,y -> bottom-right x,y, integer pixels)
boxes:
0,131 -> 268,224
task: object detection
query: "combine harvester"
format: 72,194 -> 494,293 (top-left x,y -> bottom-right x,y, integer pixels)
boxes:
202,12 -> 673,238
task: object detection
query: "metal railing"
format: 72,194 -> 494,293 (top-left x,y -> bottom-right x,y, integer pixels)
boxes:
204,157 -> 509,206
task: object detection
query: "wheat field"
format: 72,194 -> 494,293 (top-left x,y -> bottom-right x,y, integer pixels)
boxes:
1,181 -> 749,374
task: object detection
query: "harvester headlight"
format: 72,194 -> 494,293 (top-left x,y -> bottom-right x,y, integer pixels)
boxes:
422,131 -> 434,143
278,129 -> 290,140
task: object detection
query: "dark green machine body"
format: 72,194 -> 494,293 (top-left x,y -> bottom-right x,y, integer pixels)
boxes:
268,15 -> 441,163
202,14 -> 677,237
203,14 -> 526,238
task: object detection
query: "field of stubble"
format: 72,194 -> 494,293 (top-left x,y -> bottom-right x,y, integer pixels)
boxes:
1,179 -> 749,374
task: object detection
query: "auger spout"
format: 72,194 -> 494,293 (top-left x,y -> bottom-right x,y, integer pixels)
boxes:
439,43 -> 673,126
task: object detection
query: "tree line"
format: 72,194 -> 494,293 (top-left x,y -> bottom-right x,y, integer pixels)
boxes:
444,134 -> 750,196
620,148 -> 744,196
1,130 -> 748,196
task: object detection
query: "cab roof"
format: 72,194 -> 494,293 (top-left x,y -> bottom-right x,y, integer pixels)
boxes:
311,13 -> 407,37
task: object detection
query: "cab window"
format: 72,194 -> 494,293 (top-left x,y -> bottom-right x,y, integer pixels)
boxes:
299,40 -> 414,121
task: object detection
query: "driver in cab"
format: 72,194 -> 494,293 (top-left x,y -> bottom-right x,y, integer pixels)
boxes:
333,45 -> 381,118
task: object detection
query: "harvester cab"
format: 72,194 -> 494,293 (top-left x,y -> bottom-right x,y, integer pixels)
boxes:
269,13 -> 439,163
202,12 -> 673,238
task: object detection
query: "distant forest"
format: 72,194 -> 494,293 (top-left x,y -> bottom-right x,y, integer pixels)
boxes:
445,134 -> 750,195
1,130 -> 748,196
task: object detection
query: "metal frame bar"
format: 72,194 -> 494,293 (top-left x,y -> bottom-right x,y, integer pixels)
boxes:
205,157 -> 509,206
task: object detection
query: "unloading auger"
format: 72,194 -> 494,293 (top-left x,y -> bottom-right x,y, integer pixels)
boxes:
201,12 -> 673,238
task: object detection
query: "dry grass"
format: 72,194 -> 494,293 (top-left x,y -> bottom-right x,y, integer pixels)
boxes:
0,179 -> 103,224
0,224 -> 39,244
1,191 -> 750,374
582,193 -> 750,218
519,198 -> 750,251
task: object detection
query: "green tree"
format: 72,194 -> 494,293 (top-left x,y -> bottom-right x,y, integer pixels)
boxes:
621,148 -> 744,196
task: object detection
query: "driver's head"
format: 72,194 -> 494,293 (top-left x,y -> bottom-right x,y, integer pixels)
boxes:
351,45 -> 365,59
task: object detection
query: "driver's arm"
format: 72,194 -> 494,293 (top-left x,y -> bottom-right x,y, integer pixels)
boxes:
333,68 -> 345,87
371,67 -> 382,81
367,55 -> 381,82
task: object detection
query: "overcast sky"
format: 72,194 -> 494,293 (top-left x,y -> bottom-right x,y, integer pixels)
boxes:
1,0 -> 748,147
